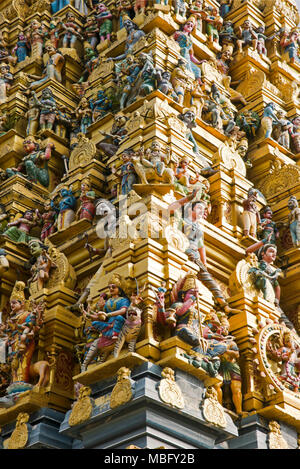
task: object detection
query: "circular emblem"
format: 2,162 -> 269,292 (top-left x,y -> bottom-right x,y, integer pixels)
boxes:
257,324 -> 300,395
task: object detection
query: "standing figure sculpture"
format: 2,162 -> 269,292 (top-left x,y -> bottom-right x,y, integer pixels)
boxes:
168,189 -> 238,314
287,196 -> 300,247
51,187 -> 77,231
76,177 -> 96,221
261,103 -> 279,139
242,188 -> 261,238
12,32 -> 30,63
62,12 -> 83,49
94,4 -> 113,43
174,16 -> 205,84
0,64 -> 13,105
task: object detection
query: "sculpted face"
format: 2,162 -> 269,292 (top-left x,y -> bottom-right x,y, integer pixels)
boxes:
237,145 -> 247,157
29,240 -> 42,257
183,21 -> 195,33
263,209 -> 272,219
262,246 -> 277,264
108,284 -> 120,296
288,198 -> 298,210
10,299 -> 22,313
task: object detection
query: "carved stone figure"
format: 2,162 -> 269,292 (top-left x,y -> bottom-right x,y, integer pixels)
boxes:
280,29 -> 300,64
273,110 -> 293,150
98,114 -> 128,158
287,196 -> 300,247
248,244 -> 282,305
131,140 -> 174,185
0,63 -> 13,104
201,6 -> 223,45
5,138 -> 54,188
168,189 -> 238,314
261,102 -> 280,139
27,239 -> 57,291
242,188 -> 261,238
51,187 -> 77,231
174,16 -> 204,83
27,43 -> 65,89
236,20 -> 258,54
2,211 -> 38,244
62,12 -> 83,49
76,177 -> 96,221
94,3 -> 113,43
0,283 -> 50,405
12,32 -> 30,63
171,58 -> 192,106
112,148 -> 137,195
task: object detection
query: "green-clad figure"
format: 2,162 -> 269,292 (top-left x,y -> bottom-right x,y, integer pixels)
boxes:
2,210 -> 38,244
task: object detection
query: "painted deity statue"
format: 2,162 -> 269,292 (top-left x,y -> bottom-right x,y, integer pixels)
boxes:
84,16 -> 100,50
242,188 -> 261,238
112,148 -> 137,195
5,138 -> 54,188
51,187 -> 77,231
75,97 -> 93,134
236,20 -> 258,54
2,211 -> 38,244
273,110 -> 293,150
261,102 -> 280,139
37,88 -> 57,133
203,313 -> 245,416
248,244 -> 281,305
258,206 -> 279,246
61,12 -> 83,49
219,0 -> 232,18
291,116 -> 300,154
189,0 -> 204,31
267,329 -> 300,392
98,114 -> 128,158
116,0 -> 133,30
27,239 -> 56,291
0,64 -> 13,105
174,16 -> 204,83
76,177 -> 96,221
27,20 -> 48,58
12,32 -> 30,63
80,280 -> 130,369
156,69 -> 179,101
132,140 -> 174,185
280,29 -> 300,64
27,43 -> 64,90
168,189 -> 238,314
90,89 -> 112,122
25,94 -> 40,136
171,58 -> 192,106
174,156 -> 210,198
0,282 -> 50,405
94,3 -> 113,43
39,200 -> 57,241
200,6 -> 223,45
287,196 -> 300,247
111,18 -> 145,75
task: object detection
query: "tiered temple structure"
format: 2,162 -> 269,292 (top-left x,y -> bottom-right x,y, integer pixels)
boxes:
0,0 -> 299,450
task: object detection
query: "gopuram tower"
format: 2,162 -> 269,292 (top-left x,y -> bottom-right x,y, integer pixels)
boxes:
0,0 -> 299,450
